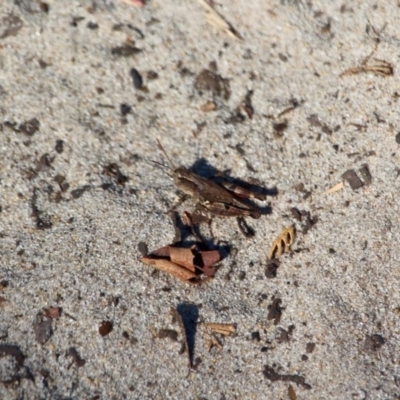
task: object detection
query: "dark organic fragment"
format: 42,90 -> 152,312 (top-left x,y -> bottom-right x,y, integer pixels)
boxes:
0,345 -> 25,383
55,139 -> 64,153
36,153 -> 53,172
396,132 -> 400,144
66,347 -> 86,368
138,241 -> 148,256
33,314 -> 53,344
103,163 -> 128,185
267,298 -> 282,325
263,365 -> 311,389
54,175 -> 69,192
43,307 -> 61,319
19,118 -> 40,136
87,21 -> 98,29
146,70 -> 158,80
276,328 -> 289,343
306,342 -> 316,353
359,164 -> 372,186
194,69 -> 231,100
251,331 -> 261,342
272,121 -> 288,138
71,185 -> 90,199
265,259 -> 280,278
120,103 -> 132,115
130,68 -> 143,89
294,210 -> 318,235
342,169 -> 363,190
365,334 -> 385,351
99,320 -> 113,336
31,188 -> 52,229
0,14 -> 23,39
111,43 -> 142,57
237,216 -> 255,238
156,329 -> 178,341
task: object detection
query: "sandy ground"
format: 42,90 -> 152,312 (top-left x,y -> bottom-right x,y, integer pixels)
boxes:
1,0 -> 400,399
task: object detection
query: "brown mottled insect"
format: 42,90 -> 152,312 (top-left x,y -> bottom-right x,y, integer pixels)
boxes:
156,140 -> 265,230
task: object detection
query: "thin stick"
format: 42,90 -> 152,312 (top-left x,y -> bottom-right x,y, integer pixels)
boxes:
157,139 -> 176,169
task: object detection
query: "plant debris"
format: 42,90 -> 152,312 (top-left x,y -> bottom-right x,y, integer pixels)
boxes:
288,385 -> 297,400
111,43 -> 142,57
324,182 -> 344,194
359,164 -> 372,186
31,188 -> 52,229
365,334 -> 385,351
341,59 -> 393,77
0,345 -> 26,383
197,0 -> 242,40
263,365 -> 311,389
341,169 -> 363,190
306,342 -> 316,353
66,347 -> 86,368
70,185 -> 91,199
99,320 -> 113,336
267,226 -> 295,259
265,259 -> 280,278
33,314 -> 53,344
0,14 -> 23,39
43,307 -> 61,319
141,244 -> 221,284
156,329 -> 179,341
202,323 -> 236,336
102,163 -> 128,185
267,298 -> 282,325
195,69 -> 231,100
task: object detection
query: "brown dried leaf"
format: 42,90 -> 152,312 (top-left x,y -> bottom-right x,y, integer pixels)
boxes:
267,226 -> 295,259
169,247 -> 196,271
141,244 -> 220,283
141,257 -> 198,283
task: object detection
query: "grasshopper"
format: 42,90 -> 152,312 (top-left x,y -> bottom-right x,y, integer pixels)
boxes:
156,140 -> 265,230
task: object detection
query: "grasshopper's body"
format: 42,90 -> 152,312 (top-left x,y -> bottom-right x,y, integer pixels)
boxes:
174,167 -> 261,219
157,140 -> 264,222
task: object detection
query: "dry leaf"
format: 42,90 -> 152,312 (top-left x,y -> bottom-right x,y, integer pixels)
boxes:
267,226 -> 295,259
198,0 -> 242,40
324,182 -> 344,194
141,244 -> 220,284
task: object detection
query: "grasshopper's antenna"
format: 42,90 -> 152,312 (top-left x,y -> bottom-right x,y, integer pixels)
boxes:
157,139 -> 176,170
150,159 -> 173,174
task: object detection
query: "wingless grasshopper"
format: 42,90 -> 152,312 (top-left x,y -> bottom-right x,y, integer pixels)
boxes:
156,140 -> 266,235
